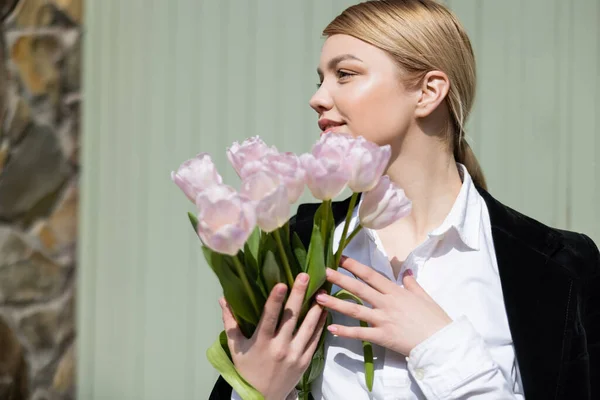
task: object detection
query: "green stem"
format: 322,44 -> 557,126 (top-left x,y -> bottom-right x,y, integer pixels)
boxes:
301,373 -> 309,400
334,192 -> 359,270
231,256 -> 261,319
273,229 -> 295,288
344,224 -> 363,251
321,200 -> 331,240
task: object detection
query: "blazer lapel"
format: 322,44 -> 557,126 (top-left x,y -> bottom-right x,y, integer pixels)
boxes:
292,196 -> 356,247
295,191 -> 575,399
478,188 -> 574,400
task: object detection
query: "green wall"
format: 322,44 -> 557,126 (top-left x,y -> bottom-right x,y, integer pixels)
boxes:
79,1 -> 599,399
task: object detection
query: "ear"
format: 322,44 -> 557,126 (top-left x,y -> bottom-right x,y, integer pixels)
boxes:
415,70 -> 450,118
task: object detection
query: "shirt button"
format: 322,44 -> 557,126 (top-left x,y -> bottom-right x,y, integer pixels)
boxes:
414,368 -> 425,380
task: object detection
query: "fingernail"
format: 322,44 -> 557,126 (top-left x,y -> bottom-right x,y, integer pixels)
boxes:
327,325 -> 338,333
276,285 -> 287,296
325,268 -> 333,277
299,273 -> 309,283
218,298 -> 226,308
403,269 -> 413,278
340,255 -> 348,264
316,293 -> 327,303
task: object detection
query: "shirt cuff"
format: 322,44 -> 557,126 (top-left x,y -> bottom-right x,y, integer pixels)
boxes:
406,315 -> 498,399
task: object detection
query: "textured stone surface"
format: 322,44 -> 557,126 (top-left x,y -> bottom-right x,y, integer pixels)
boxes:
2,86 -> 32,144
1,0 -> 81,397
0,138 -> 8,172
0,124 -> 71,221
11,0 -> 54,28
54,0 -> 82,26
0,315 -> 28,400
11,34 -> 61,97
16,285 -> 74,353
30,181 -> 77,256
0,226 -> 69,304
51,341 -> 74,395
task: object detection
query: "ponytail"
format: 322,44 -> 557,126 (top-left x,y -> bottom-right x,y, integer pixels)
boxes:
454,138 -> 487,190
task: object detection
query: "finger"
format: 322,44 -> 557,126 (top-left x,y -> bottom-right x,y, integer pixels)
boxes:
293,298 -> 325,350
278,273 -> 310,337
338,256 -> 396,295
220,297 -> 245,346
300,310 -> 328,366
327,323 -> 379,344
315,292 -> 376,324
325,267 -> 380,306
256,283 -> 288,338
401,270 -> 432,302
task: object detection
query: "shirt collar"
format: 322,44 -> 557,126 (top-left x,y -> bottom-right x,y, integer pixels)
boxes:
427,163 -> 482,250
340,163 -> 482,251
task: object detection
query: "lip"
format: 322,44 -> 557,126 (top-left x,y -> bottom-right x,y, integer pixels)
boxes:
318,118 -> 345,132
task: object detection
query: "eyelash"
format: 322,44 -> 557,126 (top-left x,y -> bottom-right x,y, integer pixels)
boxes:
316,70 -> 355,88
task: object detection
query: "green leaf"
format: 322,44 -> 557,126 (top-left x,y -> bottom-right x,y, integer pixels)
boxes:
202,246 -> 260,327
244,226 -> 261,273
300,208 -> 327,318
332,289 -> 374,392
292,232 -> 307,272
261,250 -> 283,295
206,331 -> 265,400
259,232 -> 278,269
279,225 -> 302,277
188,212 -> 198,233
305,312 -> 332,384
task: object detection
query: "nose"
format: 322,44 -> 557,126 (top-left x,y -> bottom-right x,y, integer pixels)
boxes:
309,85 -> 334,115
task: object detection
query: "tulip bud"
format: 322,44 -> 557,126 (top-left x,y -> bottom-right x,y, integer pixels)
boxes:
300,132 -> 354,200
195,184 -> 257,256
226,136 -> 278,178
359,176 -> 412,229
171,153 -> 223,203
347,136 -> 391,193
241,169 -> 290,232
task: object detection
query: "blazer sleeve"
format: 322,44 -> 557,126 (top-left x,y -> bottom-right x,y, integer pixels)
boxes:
582,234 -> 600,400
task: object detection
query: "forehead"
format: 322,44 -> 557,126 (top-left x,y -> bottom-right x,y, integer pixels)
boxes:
318,34 -> 397,71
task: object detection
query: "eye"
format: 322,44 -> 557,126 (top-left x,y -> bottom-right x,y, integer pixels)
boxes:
337,70 -> 355,81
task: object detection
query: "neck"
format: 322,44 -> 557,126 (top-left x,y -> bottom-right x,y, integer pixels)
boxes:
385,133 -> 462,238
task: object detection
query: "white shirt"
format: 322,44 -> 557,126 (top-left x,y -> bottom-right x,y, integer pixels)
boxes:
233,164 -> 525,399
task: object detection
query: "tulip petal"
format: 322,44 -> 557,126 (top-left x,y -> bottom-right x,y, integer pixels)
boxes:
359,176 -> 412,229
172,153 -> 223,203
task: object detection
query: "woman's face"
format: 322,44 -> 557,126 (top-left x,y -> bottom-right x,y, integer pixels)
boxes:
310,34 -> 419,146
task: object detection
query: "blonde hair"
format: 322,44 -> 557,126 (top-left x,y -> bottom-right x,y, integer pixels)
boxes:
324,0 -> 487,190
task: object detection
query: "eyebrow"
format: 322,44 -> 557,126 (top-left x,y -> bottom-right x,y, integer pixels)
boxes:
317,54 -> 363,77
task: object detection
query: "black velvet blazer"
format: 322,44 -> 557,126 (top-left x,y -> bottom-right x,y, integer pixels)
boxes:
209,187 -> 600,400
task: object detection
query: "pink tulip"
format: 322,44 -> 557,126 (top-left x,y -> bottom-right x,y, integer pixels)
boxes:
242,152 -> 306,204
347,137 -> 392,192
195,184 -> 257,256
171,153 -> 223,203
226,136 -> 278,178
241,169 -> 290,232
300,132 -> 354,200
359,176 -> 412,229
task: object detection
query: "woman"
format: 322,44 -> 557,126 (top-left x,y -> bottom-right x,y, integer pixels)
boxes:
211,1 -> 599,399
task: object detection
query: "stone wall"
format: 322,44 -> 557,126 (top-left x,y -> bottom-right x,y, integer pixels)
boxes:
0,0 -> 81,399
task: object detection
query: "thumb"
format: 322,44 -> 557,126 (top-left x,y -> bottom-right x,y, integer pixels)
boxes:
220,297 -> 245,347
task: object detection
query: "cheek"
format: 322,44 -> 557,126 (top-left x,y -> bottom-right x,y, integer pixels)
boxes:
341,80 -> 414,145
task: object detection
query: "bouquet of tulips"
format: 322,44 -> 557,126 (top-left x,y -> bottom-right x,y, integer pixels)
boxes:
171,133 -> 412,399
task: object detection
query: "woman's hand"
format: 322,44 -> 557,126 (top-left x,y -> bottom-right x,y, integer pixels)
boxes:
220,273 -> 327,400
315,256 -> 452,356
